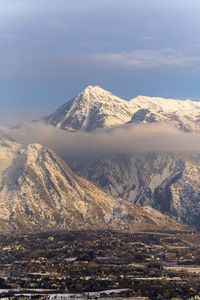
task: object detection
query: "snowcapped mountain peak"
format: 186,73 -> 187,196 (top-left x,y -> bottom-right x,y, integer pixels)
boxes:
76,85 -> 116,104
45,86 -> 200,133
81,85 -> 106,94
46,86 -> 132,132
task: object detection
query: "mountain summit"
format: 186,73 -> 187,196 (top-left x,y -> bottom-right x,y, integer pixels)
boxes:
45,85 -> 133,132
45,86 -> 200,132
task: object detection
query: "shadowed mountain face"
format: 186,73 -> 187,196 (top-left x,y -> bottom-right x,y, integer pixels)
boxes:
69,152 -> 200,230
0,134 -> 189,233
44,86 -> 200,231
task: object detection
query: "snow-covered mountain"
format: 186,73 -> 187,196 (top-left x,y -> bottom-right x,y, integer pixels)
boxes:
69,152 -> 200,230
0,133 -> 188,233
44,86 -> 200,230
45,85 -> 133,132
45,85 -> 200,132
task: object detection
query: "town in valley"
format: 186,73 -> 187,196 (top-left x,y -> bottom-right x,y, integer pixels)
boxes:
0,230 -> 200,299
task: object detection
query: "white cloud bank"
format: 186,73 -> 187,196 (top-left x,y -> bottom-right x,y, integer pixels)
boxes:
2,121 -> 200,161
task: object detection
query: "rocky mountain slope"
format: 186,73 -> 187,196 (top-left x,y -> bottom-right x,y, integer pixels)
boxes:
44,86 -> 200,230
69,152 -> 200,230
45,85 -> 200,133
0,133 -> 188,233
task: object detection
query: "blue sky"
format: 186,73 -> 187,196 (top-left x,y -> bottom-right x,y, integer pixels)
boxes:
1,0 -> 200,125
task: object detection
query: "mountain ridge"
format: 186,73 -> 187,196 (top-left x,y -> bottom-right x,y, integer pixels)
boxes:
69,150 -> 200,230
45,85 -> 200,133
0,134 -> 189,233
43,85 -> 200,230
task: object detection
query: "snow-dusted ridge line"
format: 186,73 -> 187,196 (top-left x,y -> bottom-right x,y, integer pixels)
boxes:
45,85 -> 200,133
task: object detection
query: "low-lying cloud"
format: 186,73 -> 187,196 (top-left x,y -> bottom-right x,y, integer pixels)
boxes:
2,121 -> 200,161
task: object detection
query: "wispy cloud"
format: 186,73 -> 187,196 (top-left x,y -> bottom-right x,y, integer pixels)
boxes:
91,49 -> 200,69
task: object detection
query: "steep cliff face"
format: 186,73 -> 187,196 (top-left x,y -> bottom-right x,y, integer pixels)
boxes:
169,158 -> 200,228
0,135 -> 188,233
69,153 -> 200,230
68,153 -> 183,204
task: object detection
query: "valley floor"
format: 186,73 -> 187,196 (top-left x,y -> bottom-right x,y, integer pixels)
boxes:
0,230 -> 200,299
